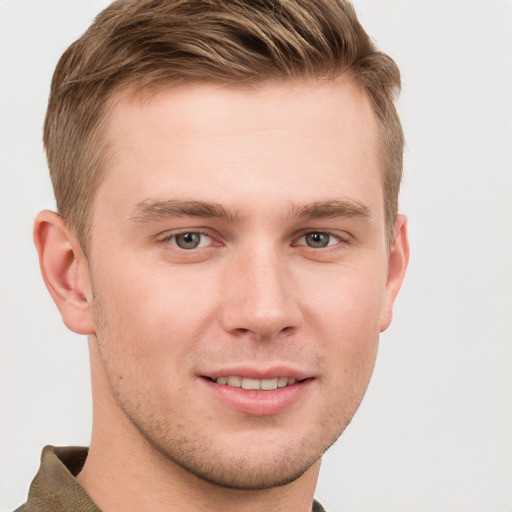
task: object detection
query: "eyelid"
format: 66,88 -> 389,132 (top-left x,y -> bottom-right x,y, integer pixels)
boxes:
156,227 -> 351,251
293,229 -> 351,248
158,228 -> 218,248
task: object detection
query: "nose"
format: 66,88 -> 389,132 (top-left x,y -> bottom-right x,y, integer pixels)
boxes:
219,244 -> 303,341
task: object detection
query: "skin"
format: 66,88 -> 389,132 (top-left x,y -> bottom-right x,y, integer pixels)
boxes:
35,78 -> 409,512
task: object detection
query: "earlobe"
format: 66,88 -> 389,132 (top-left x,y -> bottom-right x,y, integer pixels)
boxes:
33,210 -> 95,335
379,214 -> 410,332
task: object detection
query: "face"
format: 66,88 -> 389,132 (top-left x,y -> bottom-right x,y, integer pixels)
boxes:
85,79 -> 405,490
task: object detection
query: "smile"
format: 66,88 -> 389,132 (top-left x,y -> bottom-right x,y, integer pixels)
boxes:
201,373 -> 312,415
213,376 -> 298,390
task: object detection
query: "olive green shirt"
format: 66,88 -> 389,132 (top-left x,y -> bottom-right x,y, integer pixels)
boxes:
15,446 -> 326,512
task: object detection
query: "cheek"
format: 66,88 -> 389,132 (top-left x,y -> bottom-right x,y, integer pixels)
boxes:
304,262 -> 385,378
306,260 -> 387,329
91,261 -> 219,365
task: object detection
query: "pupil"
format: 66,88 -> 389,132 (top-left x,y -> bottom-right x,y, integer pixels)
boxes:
177,232 -> 200,249
307,232 -> 328,248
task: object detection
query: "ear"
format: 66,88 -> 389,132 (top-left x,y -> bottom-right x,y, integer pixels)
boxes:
379,214 -> 410,332
33,210 -> 95,335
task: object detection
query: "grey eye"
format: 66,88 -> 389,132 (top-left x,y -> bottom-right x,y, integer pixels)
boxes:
304,232 -> 331,248
175,232 -> 202,249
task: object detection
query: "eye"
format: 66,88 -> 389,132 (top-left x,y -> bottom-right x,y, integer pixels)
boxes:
167,232 -> 212,250
297,232 -> 340,248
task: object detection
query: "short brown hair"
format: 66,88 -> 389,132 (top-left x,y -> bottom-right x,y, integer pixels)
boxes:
44,0 -> 404,251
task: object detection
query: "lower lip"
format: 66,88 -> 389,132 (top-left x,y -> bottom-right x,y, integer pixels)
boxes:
200,377 -> 313,416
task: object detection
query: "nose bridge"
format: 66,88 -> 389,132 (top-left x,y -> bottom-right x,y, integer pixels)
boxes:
219,240 -> 302,340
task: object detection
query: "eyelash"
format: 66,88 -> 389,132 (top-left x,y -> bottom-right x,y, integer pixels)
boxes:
294,230 -> 350,249
159,229 -> 350,251
159,229 -> 215,249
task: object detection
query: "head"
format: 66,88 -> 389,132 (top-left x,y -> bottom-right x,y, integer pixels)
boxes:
36,0 -> 409,497
44,0 -> 404,253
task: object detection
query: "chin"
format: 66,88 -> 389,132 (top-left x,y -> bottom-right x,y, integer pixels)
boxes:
137,418 -> 343,491
162,442 -> 323,490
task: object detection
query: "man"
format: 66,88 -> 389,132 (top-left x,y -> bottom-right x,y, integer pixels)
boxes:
16,0 -> 409,511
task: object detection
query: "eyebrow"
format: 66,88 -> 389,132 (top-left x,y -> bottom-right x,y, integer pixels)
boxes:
131,199 -> 243,224
130,198 -> 370,225
291,199 -> 371,221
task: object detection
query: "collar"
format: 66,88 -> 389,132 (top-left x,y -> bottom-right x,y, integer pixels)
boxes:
19,445 -> 326,512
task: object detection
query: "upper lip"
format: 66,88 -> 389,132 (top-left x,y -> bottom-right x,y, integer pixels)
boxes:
200,365 -> 312,381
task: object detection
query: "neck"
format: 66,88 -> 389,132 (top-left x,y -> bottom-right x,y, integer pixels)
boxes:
77,338 -> 321,512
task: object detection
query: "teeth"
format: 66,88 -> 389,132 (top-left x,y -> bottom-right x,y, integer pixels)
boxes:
242,377 -> 260,390
227,376 -> 241,387
214,376 -> 298,390
261,378 -> 278,390
277,376 -> 289,388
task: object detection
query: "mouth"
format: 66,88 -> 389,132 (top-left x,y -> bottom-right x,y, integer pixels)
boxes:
206,376 -> 299,391
200,372 -> 312,415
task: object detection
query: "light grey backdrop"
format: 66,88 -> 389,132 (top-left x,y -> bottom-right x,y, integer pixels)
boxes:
1,1 -> 511,511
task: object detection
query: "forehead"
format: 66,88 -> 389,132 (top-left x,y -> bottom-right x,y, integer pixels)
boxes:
109,78 -> 377,151
97,78 -> 382,218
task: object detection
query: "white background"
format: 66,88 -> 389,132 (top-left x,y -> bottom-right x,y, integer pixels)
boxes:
1,1 -> 511,511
